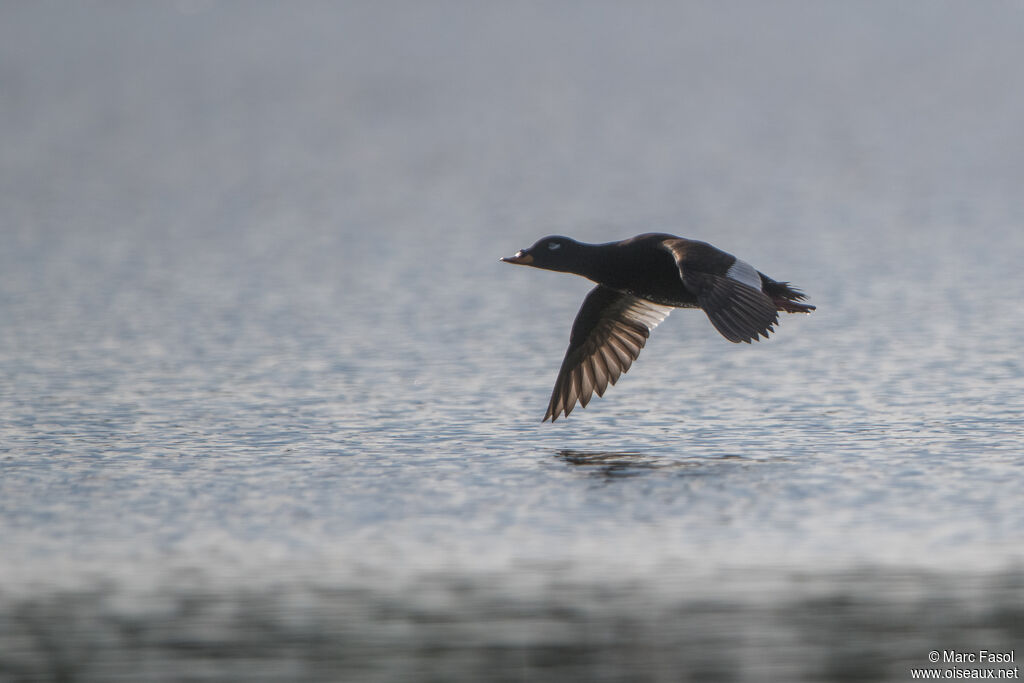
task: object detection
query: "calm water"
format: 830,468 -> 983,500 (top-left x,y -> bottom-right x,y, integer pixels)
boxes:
2,2 -> 1023,681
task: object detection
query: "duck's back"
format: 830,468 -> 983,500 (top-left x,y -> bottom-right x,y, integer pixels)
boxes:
596,234 -> 698,308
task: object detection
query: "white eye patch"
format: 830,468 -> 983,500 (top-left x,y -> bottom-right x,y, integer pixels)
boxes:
548,242 -> 562,250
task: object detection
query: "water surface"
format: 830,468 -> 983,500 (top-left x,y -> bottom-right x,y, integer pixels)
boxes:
2,2 -> 1023,681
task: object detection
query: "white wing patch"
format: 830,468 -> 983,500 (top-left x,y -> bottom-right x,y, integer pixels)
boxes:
619,297 -> 672,332
726,258 -> 762,290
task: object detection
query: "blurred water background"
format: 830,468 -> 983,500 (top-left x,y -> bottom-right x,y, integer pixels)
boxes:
2,2 -> 1023,681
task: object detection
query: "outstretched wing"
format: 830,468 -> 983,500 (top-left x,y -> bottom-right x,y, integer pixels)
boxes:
660,238 -> 780,343
545,285 -> 672,422
680,271 -> 779,343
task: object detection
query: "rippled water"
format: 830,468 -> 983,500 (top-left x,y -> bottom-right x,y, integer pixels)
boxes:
2,2 -> 1023,681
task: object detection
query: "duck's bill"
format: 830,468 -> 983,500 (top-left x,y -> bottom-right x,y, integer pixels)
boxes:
500,250 -> 533,265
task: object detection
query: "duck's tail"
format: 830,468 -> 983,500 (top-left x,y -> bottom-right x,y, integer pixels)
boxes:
761,276 -> 816,313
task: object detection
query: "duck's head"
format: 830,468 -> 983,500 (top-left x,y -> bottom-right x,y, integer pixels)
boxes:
500,236 -> 582,272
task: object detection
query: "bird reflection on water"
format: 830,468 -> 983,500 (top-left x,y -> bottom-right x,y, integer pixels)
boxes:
555,449 -> 747,480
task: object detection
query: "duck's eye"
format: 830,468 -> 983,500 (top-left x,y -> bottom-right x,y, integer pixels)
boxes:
547,242 -> 562,250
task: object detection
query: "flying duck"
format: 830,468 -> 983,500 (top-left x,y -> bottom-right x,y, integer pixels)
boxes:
501,233 -> 815,421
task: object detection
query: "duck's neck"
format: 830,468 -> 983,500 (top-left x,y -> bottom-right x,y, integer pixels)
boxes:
566,241 -> 617,283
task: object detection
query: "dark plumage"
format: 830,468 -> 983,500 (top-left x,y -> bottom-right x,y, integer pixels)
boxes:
501,233 -> 815,421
